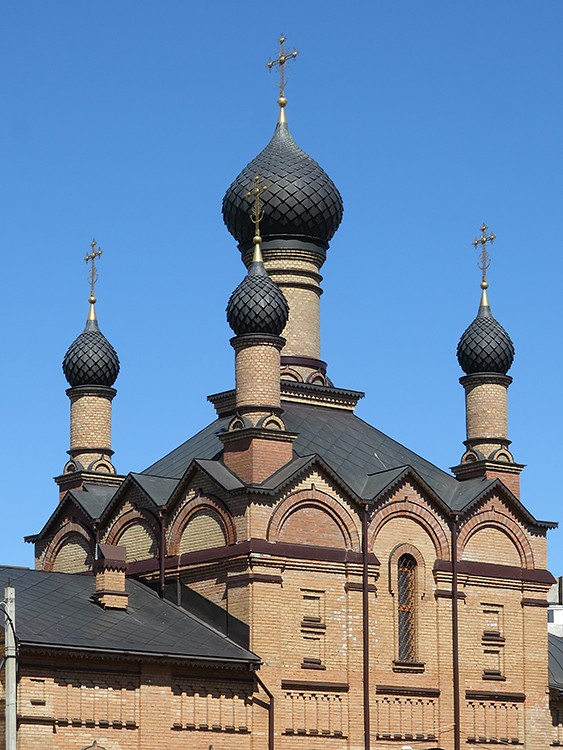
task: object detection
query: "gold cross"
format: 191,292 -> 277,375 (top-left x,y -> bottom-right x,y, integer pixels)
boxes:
472,223 -> 495,283
267,33 -> 298,100
246,175 -> 269,243
84,238 -> 103,302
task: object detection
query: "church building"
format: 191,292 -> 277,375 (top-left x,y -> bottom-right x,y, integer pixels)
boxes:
2,36 -> 563,750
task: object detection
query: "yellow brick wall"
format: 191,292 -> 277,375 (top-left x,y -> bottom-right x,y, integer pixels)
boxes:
462,525 -> 521,566
70,392 -> 112,451
234,338 -> 281,411
116,522 -> 157,563
178,509 -> 226,553
51,532 -> 93,573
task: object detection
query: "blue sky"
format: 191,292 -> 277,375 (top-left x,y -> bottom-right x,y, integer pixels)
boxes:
2,1 -> 563,571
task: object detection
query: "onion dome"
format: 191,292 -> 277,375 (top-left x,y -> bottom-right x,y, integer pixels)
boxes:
222,118 -> 343,250
63,303 -> 120,388
457,286 -> 515,375
227,243 -> 289,336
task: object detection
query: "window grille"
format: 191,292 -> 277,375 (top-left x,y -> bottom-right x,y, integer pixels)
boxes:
397,554 -> 417,662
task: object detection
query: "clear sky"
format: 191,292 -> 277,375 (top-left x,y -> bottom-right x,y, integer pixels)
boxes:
2,1 -> 563,571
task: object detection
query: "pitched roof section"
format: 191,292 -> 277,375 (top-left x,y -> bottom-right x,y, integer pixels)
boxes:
73,483 -> 119,518
141,401 -> 552,525
130,474 -> 180,507
0,567 -> 259,665
25,483 -> 118,543
144,418 -> 227,478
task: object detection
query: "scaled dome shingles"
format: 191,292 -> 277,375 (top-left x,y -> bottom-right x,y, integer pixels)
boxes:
63,319 -> 120,388
227,261 -> 289,337
222,122 -> 343,247
457,305 -> 514,375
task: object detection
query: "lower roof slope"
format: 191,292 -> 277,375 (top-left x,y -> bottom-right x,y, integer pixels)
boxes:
0,567 -> 259,665
144,400 -> 461,505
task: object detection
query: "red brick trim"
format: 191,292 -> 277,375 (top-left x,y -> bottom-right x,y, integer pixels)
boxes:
434,589 -> 466,600
521,597 -> 549,608
369,497 -> 450,559
434,559 -> 554,584
465,690 -> 525,703
344,582 -> 377,593
43,519 -> 94,572
226,573 -> 283,587
376,685 -> 440,698
458,504 -> 535,568
126,538 -> 374,575
267,487 -> 361,551
167,494 -> 236,555
281,680 -> 349,692
105,507 -> 159,549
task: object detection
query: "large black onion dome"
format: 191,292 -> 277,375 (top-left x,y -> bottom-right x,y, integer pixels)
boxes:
457,297 -> 514,375
63,317 -> 120,387
222,121 -> 343,248
227,257 -> 289,336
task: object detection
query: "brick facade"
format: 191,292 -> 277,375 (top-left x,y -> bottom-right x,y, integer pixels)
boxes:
21,455 -> 557,749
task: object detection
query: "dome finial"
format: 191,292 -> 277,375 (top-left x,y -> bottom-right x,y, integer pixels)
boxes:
246,174 -> 268,263
266,33 -> 299,124
85,238 -> 103,321
472,222 -> 496,308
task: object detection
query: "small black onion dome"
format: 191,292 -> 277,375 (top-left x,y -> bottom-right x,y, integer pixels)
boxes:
63,317 -> 120,387
222,121 -> 343,248
227,256 -> 289,336
457,295 -> 515,375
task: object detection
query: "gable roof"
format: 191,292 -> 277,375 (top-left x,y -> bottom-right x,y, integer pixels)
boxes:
0,566 -> 259,666
25,483 -> 118,543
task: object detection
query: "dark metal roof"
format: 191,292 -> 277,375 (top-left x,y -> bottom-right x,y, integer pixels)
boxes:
226,259 -> 289,336
142,400 -> 551,525
24,483 -> 119,543
457,300 -> 514,375
0,567 -> 258,665
63,317 -> 120,388
144,401 -> 459,501
71,483 -> 119,518
222,121 -> 343,249
130,474 -> 180,507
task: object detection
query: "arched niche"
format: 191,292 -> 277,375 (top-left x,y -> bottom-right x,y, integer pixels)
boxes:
461,525 -> 523,567
51,531 -> 93,573
178,508 -> 227,554
115,520 -> 158,563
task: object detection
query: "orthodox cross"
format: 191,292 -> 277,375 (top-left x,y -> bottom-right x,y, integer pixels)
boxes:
85,238 -> 103,302
267,34 -> 299,100
472,223 -> 495,285
247,175 -> 269,241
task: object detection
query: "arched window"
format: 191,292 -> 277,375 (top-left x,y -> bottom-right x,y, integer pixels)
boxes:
397,553 -> 417,662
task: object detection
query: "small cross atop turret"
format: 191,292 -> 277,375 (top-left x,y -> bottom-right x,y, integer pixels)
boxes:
246,175 -> 268,254
472,223 -> 495,288
85,238 -> 103,304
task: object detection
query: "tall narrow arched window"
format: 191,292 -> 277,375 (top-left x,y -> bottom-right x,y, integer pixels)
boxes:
397,553 -> 417,662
